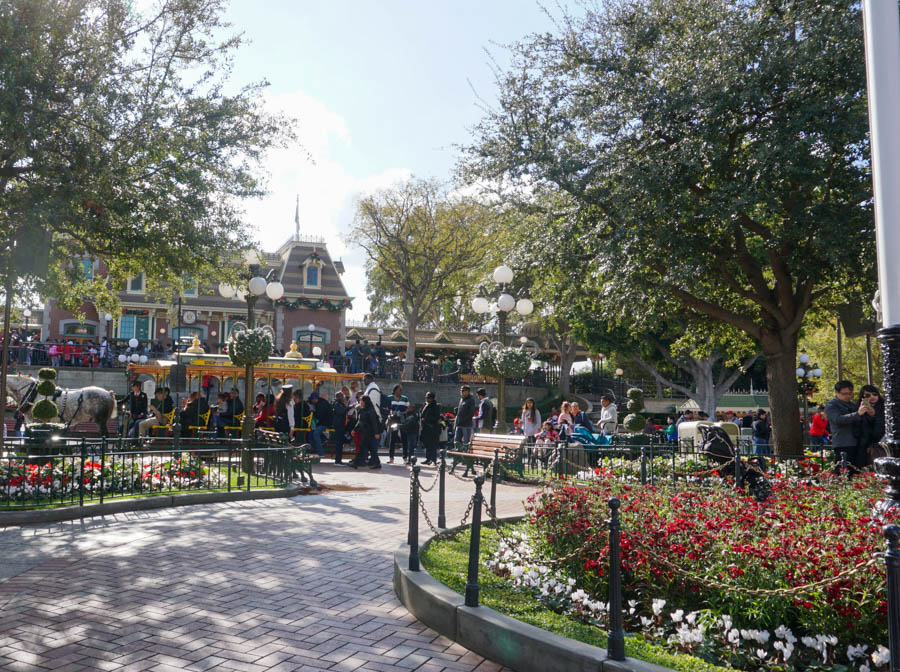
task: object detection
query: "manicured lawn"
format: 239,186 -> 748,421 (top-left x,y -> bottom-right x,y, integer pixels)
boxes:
421,524 -> 730,672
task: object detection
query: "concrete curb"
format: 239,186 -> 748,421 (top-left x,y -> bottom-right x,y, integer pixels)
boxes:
393,515 -> 675,672
0,484 -> 309,527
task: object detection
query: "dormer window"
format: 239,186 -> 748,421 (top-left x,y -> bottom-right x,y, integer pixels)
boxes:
302,251 -> 325,289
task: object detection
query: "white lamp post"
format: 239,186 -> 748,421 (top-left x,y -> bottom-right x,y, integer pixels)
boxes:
471,265 -> 535,433
307,323 -> 316,357
218,261 -> 284,440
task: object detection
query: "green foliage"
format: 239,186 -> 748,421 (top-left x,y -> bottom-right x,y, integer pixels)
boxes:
35,380 -> 56,397
226,328 -> 272,367
627,388 -> 643,401
474,347 -> 531,379
625,399 -> 642,413
622,414 -> 646,432
464,0 -> 873,450
0,0 -> 295,312
31,399 -> 58,422
37,368 -> 57,381
802,323 -> 881,405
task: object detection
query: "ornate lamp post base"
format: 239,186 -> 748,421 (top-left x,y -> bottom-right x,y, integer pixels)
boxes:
875,326 -> 900,514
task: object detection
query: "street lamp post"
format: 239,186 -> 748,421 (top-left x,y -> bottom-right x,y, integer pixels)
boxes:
307,324 -> 315,357
795,352 -> 822,439
218,261 -> 284,440
22,308 -> 31,364
471,265 -> 535,433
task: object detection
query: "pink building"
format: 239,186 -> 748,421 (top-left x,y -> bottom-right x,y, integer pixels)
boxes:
43,234 -> 352,356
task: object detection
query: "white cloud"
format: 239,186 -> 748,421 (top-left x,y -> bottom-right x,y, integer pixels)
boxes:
244,90 -> 411,321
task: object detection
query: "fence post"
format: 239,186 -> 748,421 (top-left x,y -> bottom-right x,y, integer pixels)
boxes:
884,525 -> 900,672
98,440 -> 106,505
438,447 -> 447,529
649,444 -> 655,486
409,465 -> 421,571
735,449 -> 741,487
640,448 -> 647,485
490,448 -> 499,515
464,475 -> 485,608
607,497 -> 625,661
79,439 -> 86,508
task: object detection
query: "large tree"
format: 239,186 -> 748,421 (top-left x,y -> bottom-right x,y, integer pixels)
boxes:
352,179 -> 494,379
464,0 -> 873,453
0,0 -> 293,446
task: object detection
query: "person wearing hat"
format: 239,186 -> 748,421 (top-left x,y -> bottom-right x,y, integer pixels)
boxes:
473,388 -> 494,433
124,381 -> 148,437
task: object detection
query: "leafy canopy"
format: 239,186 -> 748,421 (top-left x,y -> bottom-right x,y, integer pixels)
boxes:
0,0 -> 294,311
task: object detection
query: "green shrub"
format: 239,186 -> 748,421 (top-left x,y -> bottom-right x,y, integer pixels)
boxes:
37,368 -> 58,381
623,413 -> 645,431
31,399 -> 58,422
226,327 -> 273,367
627,387 -> 643,400
36,380 -> 56,397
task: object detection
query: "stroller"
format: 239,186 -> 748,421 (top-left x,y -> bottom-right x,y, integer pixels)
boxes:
698,425 -> 771,502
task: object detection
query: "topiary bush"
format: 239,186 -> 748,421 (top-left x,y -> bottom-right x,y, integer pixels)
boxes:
30,366 -> 59,422
474,346 -> 531,379
622,387 -> 646,432
226,327 -> 273,367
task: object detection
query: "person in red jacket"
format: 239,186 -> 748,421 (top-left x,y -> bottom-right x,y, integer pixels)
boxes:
809,405 -> 829,447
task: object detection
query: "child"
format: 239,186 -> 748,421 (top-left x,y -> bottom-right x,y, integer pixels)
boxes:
536,421 -> 558,446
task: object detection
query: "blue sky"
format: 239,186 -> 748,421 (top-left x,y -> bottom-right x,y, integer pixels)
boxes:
219,1 -> 569,319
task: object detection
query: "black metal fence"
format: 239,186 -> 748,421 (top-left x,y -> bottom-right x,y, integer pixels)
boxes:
0,436 -> 311,510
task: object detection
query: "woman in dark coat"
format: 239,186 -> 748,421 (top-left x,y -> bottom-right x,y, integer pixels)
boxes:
272,386 -> 293,435
420,392 -> 441,465
350,395 -> 381,470
860,384 -> 886,464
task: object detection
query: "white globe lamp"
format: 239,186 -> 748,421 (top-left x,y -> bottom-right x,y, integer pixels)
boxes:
104,312 -> 113,321
308,324 -> 316,332
312,346 -> 322,357
471,296 -> 489,314
796,367 -> 806,377
493,265 -> 514,285
515,297 -> 534,316
130,353 -> 140,363
218,283 -> 235,299
615,368 -> 624,377
139,355 -> 148,364
798,352 -> 811,365
248,276 -> 267,296
813,368 -> 823,378
118,354 -> 127,363
128,338 -> 139,349
497,293 -> 516,312
265,281 -> 284,300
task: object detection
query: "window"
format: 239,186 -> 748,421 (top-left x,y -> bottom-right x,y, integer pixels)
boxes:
128,274 -> 145,294
293,327 -> 329,348
183,275 -> 197,296
77,260 -> 93,281
305,265 -> 319,287
118,315 -> 151,340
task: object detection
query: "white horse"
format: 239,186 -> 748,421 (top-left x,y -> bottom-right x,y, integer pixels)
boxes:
6,375 -> 117,436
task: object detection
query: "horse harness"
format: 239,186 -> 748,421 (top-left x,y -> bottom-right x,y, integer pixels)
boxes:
18,383 -> 84,428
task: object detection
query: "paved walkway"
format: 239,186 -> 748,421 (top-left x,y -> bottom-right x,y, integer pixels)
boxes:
0,461 -> 537,672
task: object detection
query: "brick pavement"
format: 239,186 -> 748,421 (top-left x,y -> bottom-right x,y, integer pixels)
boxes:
0,461 -> 538,672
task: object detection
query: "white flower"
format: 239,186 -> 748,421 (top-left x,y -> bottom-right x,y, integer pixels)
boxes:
686,612 -> 697,625
628,600 -> 637,615
848,644 -> 868,661
872,645 -> 891,667
727,629 -> 740,645
671,609 -> 684,623
720,615 -> 732,631
802,636 -> 817,648
640,616 -> 653,629
755,648 -> 767,659
652,599 -> 666,616
860,665 -> 871,672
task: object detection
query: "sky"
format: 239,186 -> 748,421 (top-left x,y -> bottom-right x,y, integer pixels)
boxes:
217,0 -> 568,321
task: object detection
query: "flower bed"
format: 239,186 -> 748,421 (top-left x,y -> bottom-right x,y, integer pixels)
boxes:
0,454 -> 229,505
486,473 -> 894,671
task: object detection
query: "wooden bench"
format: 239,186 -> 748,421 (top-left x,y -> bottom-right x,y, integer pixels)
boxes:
447,433 -> 526,478
255,429 -> 319,487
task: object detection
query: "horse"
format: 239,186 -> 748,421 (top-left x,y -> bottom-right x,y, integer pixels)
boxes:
6,375 -> 118,437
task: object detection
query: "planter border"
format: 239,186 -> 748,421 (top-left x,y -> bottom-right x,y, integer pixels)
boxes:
393,515 -> 675,672
0,483 -> 311,527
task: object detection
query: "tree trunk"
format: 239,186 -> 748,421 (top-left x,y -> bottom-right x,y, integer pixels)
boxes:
691,359 -> 717,417
761,332 -> 802,456
558,340 -> 578,395
403,313 -> 417,381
